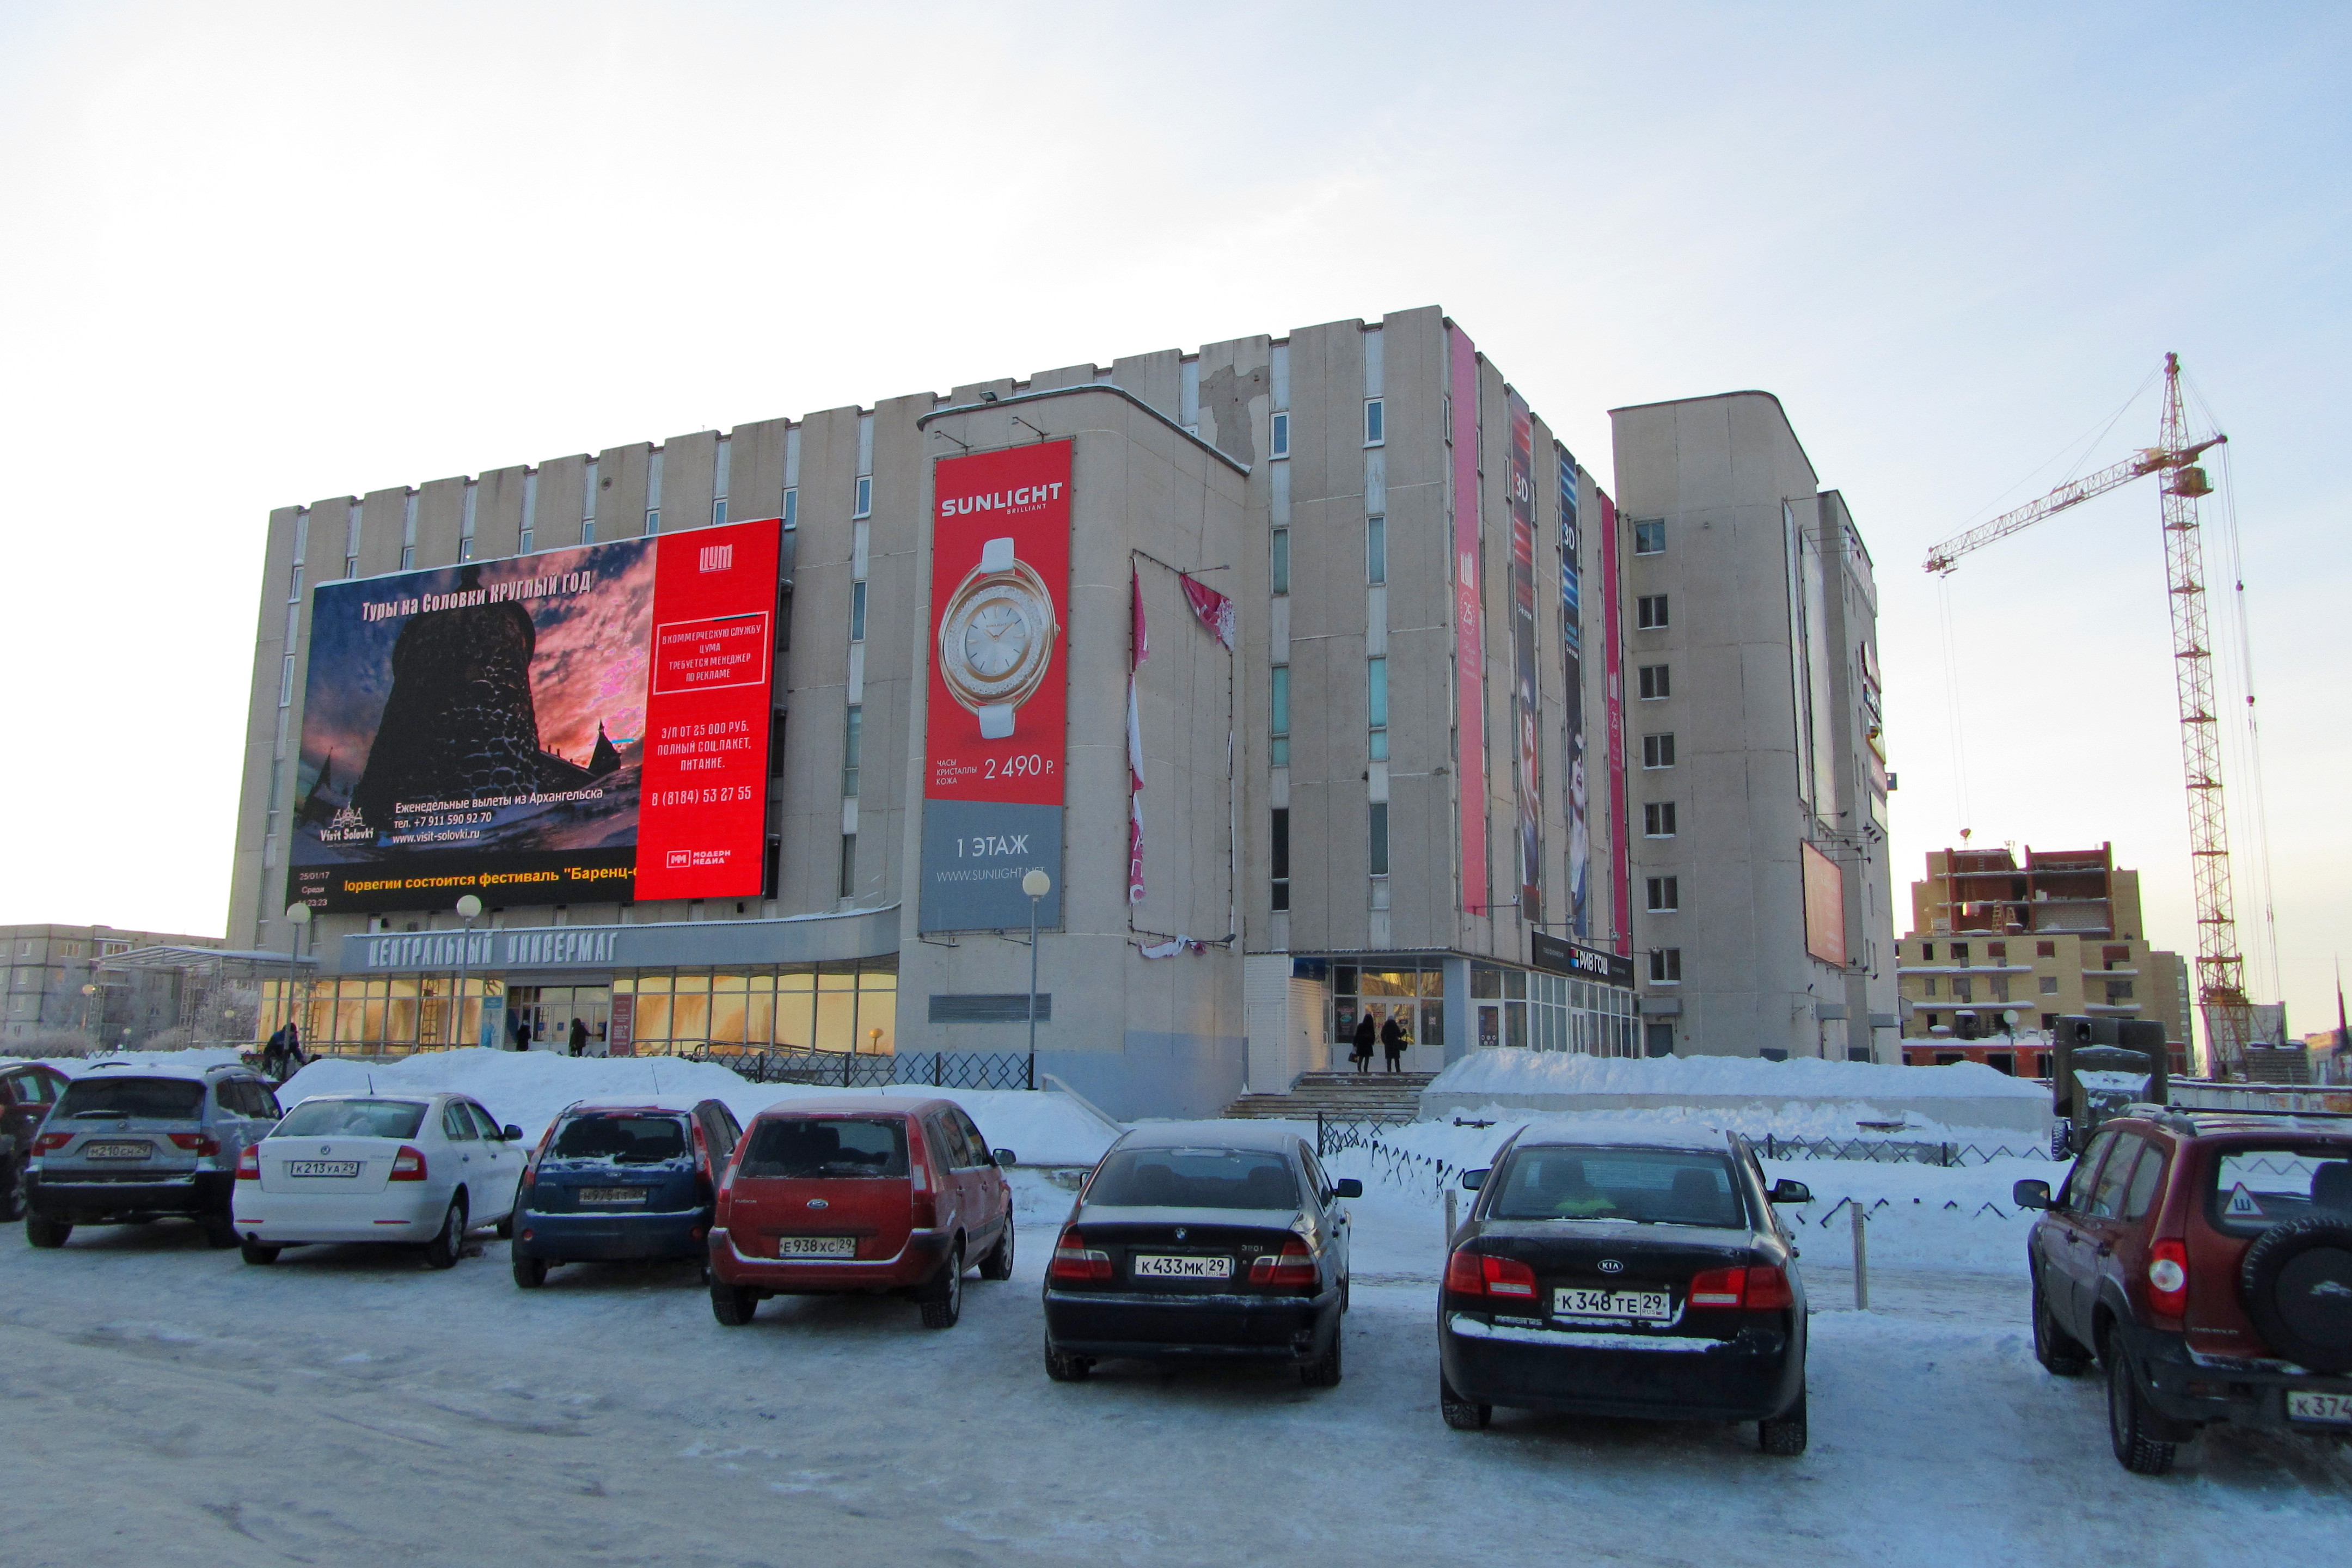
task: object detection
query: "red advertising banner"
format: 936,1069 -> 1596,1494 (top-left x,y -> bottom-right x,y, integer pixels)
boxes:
1450,325 -> 1490,915
920,440 -> 1072,931
1506,389 -> 1542,922
1600,492 -> 1630,956
634,518 -> 781,900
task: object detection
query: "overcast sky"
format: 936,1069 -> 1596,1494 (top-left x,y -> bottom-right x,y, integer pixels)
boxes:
2,1 -> 2344,1039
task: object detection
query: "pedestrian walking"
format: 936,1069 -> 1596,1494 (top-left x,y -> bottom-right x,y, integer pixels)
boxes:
1380,1014 -> 1407,1073
1350,1013 -> 1376,1073
568,1017 -> 589,1057
261,1024 -> 289,1080
513,1017 -> 532,1052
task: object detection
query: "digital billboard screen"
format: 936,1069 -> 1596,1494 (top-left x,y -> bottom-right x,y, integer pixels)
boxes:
289,518 -> 779,913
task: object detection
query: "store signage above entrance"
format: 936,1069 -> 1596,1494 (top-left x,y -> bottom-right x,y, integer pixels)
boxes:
338,905 -> 899,976
1530,931 -> 1634,988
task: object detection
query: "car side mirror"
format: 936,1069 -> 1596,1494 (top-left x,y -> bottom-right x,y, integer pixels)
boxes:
992,1148 -> 1017,1168
1332,1178 -> 1364,1199
502,1125 -> 523,1143
2013,1179 -> 2053,1210
1769,1179 -> 1812,1204
1462,1168 -> 1489,1191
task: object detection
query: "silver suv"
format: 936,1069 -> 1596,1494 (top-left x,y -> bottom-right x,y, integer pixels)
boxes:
24,1059 -> 283,1249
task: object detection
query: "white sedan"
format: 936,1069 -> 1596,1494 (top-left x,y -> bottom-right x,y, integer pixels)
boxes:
231,1093 -> 527,1268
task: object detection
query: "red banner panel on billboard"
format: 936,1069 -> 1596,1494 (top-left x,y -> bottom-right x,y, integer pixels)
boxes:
920,440 -> 1071,931
1803,841 -> 1849,966
634,519 -> 782,900
1450,324 -> 1490,915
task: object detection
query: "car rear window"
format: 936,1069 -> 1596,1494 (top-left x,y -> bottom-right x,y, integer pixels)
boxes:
1490,1146 -> 1747,1229
550,1113 -> 691,1165
1086,1147 -> 1301,1210
56,1076 -> 206,1122
739,1117 -> 908,1179
2208,1147 -> 2352,1236
275,1098 -> 430,1140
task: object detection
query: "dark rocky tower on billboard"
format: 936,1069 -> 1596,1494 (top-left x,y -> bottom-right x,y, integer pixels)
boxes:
351,567 -> 549,828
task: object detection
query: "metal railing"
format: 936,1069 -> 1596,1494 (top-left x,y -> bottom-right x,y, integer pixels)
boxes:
685,1045 -> 1036,1091
1313,1111 -> 1417,1157
1755,1134 -> 2060,1167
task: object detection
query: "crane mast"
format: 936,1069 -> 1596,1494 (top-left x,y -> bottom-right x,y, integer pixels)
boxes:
1921,354 -> 2252,1076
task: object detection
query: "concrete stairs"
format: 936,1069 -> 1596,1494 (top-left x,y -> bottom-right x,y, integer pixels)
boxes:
1223,1070 -> 1436,1121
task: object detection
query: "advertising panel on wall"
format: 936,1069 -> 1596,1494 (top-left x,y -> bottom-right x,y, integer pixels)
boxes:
1802,841 -> 1849,966
919,440 -> 1072,932
1600,491 -> 1630,957
1557,446 -> 1590,938
1449,324 -> 1490,916
289,519 -> 779,914
1506,389 -> 1543,923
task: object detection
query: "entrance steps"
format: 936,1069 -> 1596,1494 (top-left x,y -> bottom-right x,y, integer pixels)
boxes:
1223,1070 -> 1436,1120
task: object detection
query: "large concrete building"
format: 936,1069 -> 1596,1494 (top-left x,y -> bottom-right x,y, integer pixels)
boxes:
3,923 -> 225,1048
1608,395 -> 1900,1064
229,308 -> 1889,1116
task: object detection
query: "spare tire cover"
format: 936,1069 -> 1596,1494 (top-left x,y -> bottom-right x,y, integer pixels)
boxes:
2240,1218 -> 2352,1374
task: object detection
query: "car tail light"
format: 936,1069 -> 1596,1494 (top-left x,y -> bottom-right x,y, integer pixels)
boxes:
236,1144 -> 261,1180
1443,1249 -> 1536,1298
1250,1236 -> 1318,1288
1688,1266 -> 1748,1308
1743,1265 -> 1795,1310
2147,1239 -> 2190,1318
389,1146 -> 427,1181
33,1131 -> 71,1154
168,1133 -> 220,1156
1049,1227 -> 1113,1283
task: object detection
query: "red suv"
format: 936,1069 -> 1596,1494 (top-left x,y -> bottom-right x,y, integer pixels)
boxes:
707,1097 -> 1015,1330
2015,1108 -> 2352,1473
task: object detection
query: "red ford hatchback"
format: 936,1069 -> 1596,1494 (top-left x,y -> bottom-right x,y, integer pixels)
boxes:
708,1097 -> 1015,1330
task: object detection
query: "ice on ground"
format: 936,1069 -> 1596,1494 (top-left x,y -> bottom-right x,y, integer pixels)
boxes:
1427,1049 -> 2047,1100
275,1048 -> 1122,1167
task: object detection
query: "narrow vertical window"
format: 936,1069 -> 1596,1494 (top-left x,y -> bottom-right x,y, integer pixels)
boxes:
838,835 -> 856,898
644,508 -> 660,536
842,706 -> 862,798
287,565 -> 303,603
583,457 -> 599,544
1646,876 -> 1680,912
1363,397 -> 1385,446
645,449 -> 663,535
1270,666 -> 1290,767
520,469 -> 538,556
712,437 -> 730,529
1367,657 -> 1389,761
781,487 -> 798,530
850,581 -> 867,642
1369,803 -> 1390,876
400,546 -> 414,569
1366,516 -> 1386,585
853,475 -> 873,519
770,710 -> 787,777
1270,411 -> 1290,459
713,498 -> 728,526
1270,808 -> 1290,911
279,654 -> 295,707
1649,948 -> 1682,983
1271,528 -> 1290,596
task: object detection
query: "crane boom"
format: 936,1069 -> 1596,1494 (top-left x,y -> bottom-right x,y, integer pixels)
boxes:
1920,354 -> 2254,1076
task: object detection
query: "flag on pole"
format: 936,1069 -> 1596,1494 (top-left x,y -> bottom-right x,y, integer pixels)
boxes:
1179,573 -> 1236,650
1128,566 -> 1148,904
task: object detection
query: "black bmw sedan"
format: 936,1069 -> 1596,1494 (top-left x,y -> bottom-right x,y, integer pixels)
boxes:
1043,1122 -> 1361,1387
1437,1130 -> 1814,1454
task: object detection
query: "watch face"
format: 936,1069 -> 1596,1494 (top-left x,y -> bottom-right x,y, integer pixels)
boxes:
939,558 -> 1057,718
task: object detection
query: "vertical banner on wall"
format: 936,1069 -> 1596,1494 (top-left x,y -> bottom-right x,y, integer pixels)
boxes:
1600,492 -> 1630,957
635,518 -> 783,901
920,440 -> 1073,932
1449,325 -> 1490,916
1506,390 -> 1543,923
1558,448 -> 1590,939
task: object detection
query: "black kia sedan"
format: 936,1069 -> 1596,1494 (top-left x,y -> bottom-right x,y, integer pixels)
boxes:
1437,1130 -> 1814,1454
1043,1121 -> 1361,1387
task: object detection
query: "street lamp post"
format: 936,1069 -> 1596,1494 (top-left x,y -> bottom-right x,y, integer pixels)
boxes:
78,983 -> 97,1041
1021,869 -> 1051,1091
453,895 -> 483,1048
283,903 -> 311,1043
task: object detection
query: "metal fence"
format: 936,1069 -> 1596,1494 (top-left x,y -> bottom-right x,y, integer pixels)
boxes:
685,1046 -> 1037,1092
1755,1134 -> 2060,1167
1313,1111 -> 1417,1157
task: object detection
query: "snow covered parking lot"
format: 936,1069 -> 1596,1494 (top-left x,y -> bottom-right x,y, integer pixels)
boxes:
4,1162 -> 2349,1567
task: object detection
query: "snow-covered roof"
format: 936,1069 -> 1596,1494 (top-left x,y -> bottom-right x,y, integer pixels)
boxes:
1113,1119 -> 1300,1153
78,1055 -> 261,1083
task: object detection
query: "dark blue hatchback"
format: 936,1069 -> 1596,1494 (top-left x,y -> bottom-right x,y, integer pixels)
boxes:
511,1099 -> 743,1288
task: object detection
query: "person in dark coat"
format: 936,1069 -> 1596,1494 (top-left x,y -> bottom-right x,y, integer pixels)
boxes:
569,1017 -> 589,1057
1350,1013 -> 1376,1073
513,1017 -> 532,1052
1380,1014 -> 1408,1073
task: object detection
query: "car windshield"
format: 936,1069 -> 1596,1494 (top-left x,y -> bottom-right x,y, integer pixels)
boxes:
274,1098 -> 430,1140
738,1117 -> 908,1179
1086,1147 -> 1301,1210
2208,1146 -> 2352,1236
56,1076 -> 206,1122
1490,1145 -> 1748,1229
549,1113 -> 691,1165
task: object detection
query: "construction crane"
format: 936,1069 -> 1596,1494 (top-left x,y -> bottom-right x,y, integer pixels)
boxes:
1924,353 -> 2254,1077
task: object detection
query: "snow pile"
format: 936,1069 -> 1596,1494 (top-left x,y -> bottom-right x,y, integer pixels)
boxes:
275,1048 -> 1122,1166
0,1047 -> 250,1078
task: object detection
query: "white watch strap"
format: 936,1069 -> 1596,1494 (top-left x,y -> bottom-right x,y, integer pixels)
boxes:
978,704 -> 1015,739
979,537 -> 1016,572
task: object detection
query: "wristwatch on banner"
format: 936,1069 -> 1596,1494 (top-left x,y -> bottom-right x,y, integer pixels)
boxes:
938,536 -> 1057,739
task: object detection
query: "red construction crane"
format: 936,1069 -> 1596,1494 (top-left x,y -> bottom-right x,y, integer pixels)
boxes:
1924,354 -> 2253,1076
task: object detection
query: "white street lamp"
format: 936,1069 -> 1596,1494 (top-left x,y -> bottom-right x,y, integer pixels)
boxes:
454,894 -> 484,1048
1021,869 -> 1051,1091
